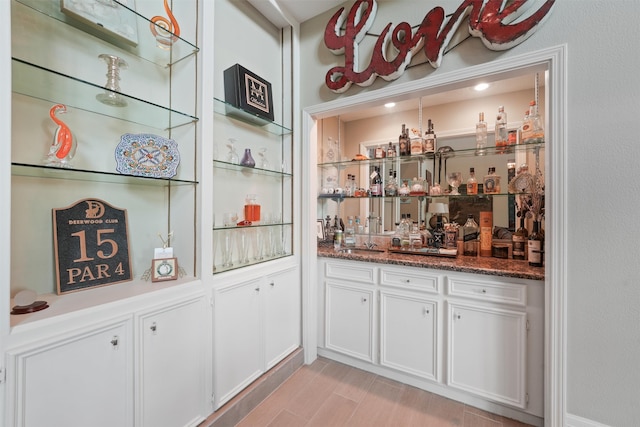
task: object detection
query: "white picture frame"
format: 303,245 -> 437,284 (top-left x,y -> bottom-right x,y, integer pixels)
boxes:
61,0 -> 139,47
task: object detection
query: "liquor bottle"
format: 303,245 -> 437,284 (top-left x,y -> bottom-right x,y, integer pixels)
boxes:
374,144 -> 386,159
512,215 -> 528,260
370,166 -> 382,196
517,109 -> 529,145
398,124 -> 409,156
483,167 -> 501,194
528,220 -> 544,266
424,119 -> 436,153
386,141 -> 396,158
521,100 -> 545,144
462,214 -> 479,256
344,216 -> 356,247
479,211 -> 493,257
384,170 -> 398,196
466,167 -> 478,195
410,128 -> 424,155
495,106 -> 508,153
475,112 -> 487,156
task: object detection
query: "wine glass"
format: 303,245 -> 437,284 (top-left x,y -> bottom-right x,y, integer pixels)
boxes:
447,171 -> 462,195
258,147 -> 269,170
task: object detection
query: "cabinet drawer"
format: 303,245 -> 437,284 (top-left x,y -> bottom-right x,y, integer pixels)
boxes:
325,261 -> 375,284
447,277 -> 526,306
380,267 -> 440,294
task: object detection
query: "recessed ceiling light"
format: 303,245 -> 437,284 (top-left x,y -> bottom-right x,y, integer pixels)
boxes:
384,102 -> 396,108
474,83 -> 490,91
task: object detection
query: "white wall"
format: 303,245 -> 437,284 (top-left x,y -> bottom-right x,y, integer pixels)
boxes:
300,1 -> 640,426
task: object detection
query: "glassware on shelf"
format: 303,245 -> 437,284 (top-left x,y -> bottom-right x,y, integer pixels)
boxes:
475,112 -> 487,156
429,182 -> 442,196
237,229 -> 249,264
221,231 -> 234,268
240,148 -> 256,167
149,0 -> 181,49
447,171 -> 462,195
252,228 -> 264,261
223,212 -> 238,227
225,138 -> 240,164
257,147 -> 270,169
96,54 -> 128,107
43,104 -> 77,168
244,194 -> 261,222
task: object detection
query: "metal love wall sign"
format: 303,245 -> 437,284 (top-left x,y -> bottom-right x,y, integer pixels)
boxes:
324,0 -> 556,93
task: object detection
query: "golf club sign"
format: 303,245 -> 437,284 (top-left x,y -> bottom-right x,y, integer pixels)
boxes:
324,0 -> 555,93
53,198 -> 132,294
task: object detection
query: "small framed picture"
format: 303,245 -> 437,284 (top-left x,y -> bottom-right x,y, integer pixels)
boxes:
61,0 -> 139,47
317,219 -> 325,241
151,257 -> 178,282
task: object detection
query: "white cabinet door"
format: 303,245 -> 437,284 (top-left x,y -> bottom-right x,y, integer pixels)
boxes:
7,318 -> 134,427
139,295 -> 207,427
325,281 -> 374,362
447,301 -> 527,408
214,278 -> 262,407
264,267 -> 300,369
380,290 -> 438,381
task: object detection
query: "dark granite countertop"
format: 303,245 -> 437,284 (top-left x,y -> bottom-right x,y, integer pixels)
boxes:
317,245 -> 544,281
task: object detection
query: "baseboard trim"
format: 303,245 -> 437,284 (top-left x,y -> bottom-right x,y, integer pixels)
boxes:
199,348 -> 304,427
566,413 -> 611,427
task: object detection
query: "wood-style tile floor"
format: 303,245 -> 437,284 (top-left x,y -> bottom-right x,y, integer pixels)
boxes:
234,357 -> 535,427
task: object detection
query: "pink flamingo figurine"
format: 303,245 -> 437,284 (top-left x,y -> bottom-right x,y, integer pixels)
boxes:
44,104 -> 77,167
150,0 -> 180,49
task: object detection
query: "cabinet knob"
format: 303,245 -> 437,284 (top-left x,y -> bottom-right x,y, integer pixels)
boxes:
111,336 -> 119,349
481,289 -> 487,293
361,297 -> 367,303
457,314 -> 462,319
255,287 -> 260,292
150,322 -> 157,334
423,308 -> 430,316
405,279 -> 411,283
270,281 -> 275,287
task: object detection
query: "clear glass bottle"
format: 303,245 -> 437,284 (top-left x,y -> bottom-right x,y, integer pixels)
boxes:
475,112 -> 487,156
398,124 -> 409,156
512,215 -> 528,260
521,100 -> 545,144
424,119 -> 436,153
495,105 -> 508,153
462,214 -> 479,256
528,220 -> 544,266
466,167 -> 478,195
384,170 -> 398,196
344,216 -> 356,247
409,222 -> 422,249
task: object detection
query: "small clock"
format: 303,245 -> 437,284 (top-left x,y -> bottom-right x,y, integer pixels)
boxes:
151,257 -> 178,282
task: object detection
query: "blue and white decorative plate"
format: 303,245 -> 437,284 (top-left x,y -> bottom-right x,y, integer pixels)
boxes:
115,133 -> 180,178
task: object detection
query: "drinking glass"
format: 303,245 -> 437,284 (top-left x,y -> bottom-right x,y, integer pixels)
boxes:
223,212 -> 238,227
221,231 -> 234,267
447,171 -> 462,195
253,228 -> 264,261
237,229 -> 249,264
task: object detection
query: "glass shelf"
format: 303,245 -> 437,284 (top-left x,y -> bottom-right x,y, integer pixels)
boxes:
212,160 -> 292,177
318,193 -> 527,201
213,222 -> 293,232
213,253 -> 292,274
317,142 -> 545,169
15,0 -> 198,67
12,163 -> 198,186
214,98 -> 292,136
12,58 -> 198,130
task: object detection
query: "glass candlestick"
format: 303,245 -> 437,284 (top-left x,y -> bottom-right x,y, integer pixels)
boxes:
96,54 -> 128,107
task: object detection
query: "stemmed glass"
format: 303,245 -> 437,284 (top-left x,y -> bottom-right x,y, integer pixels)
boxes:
447,171 -> 462,195
258,147 -> 269,170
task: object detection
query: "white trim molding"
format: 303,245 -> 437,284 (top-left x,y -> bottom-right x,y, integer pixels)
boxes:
566,414 -> 612,427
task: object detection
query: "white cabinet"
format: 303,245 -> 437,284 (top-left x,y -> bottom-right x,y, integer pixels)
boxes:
213,266 -> 300,408
447,301 -> 527,408
138,295 -> 207,427
213,277 -> 263,406
325,281 -> 375,362
6,318 -> 134,427
264,267 -> 301,369
380,290 -> 438,381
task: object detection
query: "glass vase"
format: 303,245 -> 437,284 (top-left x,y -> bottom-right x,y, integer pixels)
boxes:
240,148 -> 256,167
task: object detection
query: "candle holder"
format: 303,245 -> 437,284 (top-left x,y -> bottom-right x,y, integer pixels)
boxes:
96,54 -> 128,107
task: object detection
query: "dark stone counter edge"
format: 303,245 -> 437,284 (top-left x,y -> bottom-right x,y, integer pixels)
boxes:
317,247 -> 544,281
